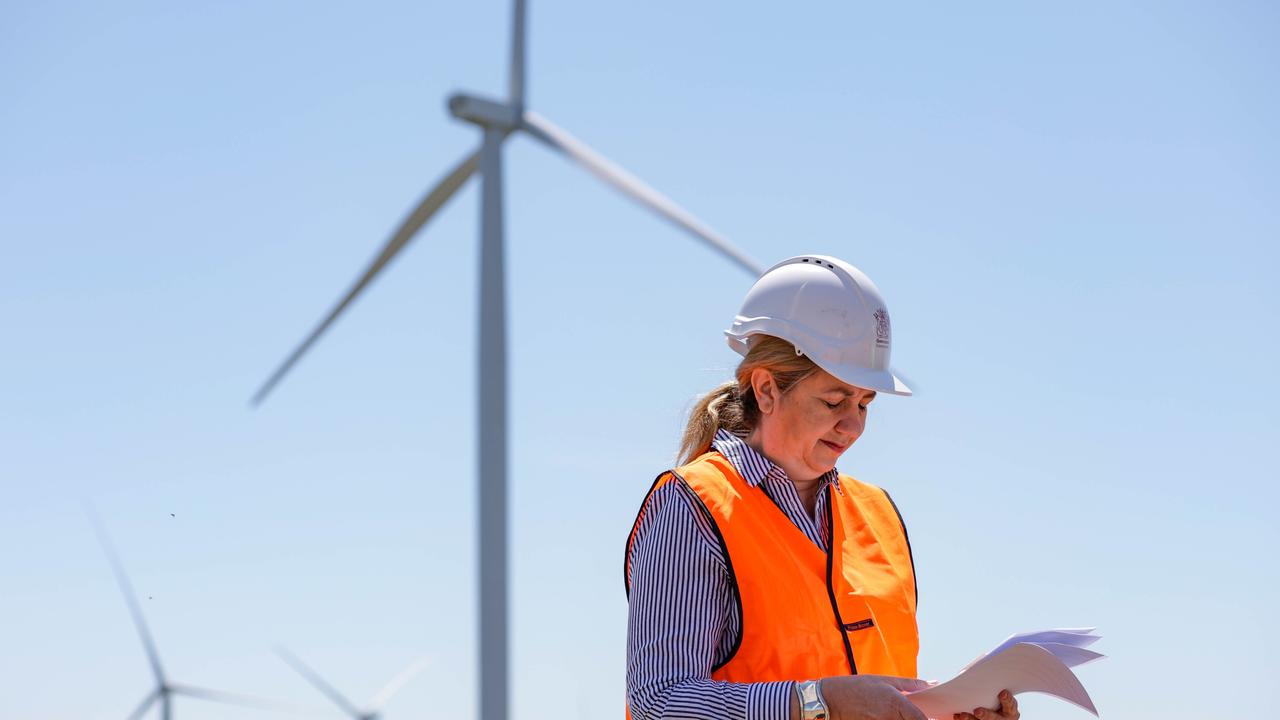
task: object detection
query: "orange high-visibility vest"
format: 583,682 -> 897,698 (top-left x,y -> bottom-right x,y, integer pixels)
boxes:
626,451 -> 918,693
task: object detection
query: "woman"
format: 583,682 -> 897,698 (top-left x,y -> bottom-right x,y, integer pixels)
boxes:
625,256 -> 1019,720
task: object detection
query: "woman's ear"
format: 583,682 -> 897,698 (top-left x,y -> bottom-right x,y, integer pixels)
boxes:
751,368 -> 778,415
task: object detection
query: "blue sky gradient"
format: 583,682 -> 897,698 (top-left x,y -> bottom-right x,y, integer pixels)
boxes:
2,1 -> 1277,718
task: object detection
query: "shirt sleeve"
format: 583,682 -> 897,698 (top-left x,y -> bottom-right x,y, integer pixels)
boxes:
626,481 -> 794,720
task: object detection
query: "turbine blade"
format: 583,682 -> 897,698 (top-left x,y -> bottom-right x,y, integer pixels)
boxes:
520,110 -> 762,277
526,115 -> 914,393
170,683 -> 312,714
124,689 -> 160,720
87,506 -> 166,688
510,0 -> 527,106
275,646 -> 364,718
251,148 -> 481,406
367,655 -> 431,712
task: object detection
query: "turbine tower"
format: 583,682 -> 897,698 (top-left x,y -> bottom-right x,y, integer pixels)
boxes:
90,511 -> 300,720
251,3 -> 763,720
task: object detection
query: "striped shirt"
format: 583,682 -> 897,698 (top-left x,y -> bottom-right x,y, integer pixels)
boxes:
625,429 -> 844,720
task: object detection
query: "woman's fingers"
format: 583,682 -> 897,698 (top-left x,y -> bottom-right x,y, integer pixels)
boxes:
955,690 -> 1018,720
998,690 -> 1019,718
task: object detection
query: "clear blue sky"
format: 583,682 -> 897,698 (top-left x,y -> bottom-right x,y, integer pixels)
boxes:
2,1 -> 1277,719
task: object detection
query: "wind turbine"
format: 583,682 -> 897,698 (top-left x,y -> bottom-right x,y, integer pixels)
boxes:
89,511 -> 302,720
250,3 -> 763,720
276,647 -> 429,720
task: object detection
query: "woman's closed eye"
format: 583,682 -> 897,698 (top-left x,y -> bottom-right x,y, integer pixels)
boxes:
824,398 -> 870,411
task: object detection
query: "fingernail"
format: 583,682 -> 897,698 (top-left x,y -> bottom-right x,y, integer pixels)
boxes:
1001,691 -> 1011,701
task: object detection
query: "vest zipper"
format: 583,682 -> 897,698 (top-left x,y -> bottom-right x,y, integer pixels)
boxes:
823,485 -> 858,674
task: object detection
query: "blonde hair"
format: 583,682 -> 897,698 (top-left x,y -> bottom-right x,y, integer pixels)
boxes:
677,335 -> 819,465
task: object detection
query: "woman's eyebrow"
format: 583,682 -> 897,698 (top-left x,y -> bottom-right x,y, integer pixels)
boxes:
821,386 -> 876,400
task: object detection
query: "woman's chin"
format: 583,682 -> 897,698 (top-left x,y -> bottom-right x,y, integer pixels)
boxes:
808,457 -> 838,475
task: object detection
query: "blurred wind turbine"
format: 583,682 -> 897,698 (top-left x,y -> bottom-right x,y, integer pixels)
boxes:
276,647 -> 430,720
89,510 -> 302,720
250,3 -> 764,720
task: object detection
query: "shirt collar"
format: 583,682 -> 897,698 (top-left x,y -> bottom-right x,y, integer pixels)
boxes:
710,428 -> 843,495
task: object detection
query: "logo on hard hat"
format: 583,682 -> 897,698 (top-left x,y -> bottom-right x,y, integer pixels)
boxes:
873,308 -> 891,348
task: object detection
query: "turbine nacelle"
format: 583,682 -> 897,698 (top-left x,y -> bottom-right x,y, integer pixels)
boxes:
448,92 -> 520,130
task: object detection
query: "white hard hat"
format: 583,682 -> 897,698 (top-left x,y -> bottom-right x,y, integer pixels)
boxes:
725,255 -> 912,396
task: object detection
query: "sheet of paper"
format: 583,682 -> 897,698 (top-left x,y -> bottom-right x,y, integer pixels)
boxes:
906,643 -> 1099,720
959,629 -> 1101,673
994,629 -> 1100,650
962,627 -> 1100,671
1034,642 -> 1105,669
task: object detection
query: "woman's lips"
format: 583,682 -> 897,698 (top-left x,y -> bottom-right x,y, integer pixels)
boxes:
821,440 -> 847,452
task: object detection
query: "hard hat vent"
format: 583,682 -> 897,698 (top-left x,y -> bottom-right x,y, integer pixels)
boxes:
798,257 -> 837,270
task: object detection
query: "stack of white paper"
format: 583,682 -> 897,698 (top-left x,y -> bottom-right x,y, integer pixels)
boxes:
905,628 -> 1104,719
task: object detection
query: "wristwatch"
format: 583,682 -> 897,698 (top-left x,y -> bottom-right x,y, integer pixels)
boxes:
794,679 -> 828,720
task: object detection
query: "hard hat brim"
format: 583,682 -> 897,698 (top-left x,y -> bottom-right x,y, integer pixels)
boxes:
819,359 -> 913,397
725,332 -> 913,397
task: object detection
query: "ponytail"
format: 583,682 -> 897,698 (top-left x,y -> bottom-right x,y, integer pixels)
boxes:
677,381 -> 749,465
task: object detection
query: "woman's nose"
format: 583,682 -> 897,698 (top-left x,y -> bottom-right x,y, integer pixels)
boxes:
835,413 -> 863,435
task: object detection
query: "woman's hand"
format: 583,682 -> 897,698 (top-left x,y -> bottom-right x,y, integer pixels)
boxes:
953,689 -> 1020,720
817,675 -> 931,720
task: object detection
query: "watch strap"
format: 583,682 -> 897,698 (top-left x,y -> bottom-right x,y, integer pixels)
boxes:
795,679 -> 828,720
